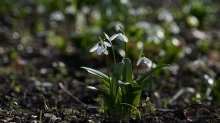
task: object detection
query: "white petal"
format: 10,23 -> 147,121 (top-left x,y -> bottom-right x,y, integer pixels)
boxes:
143,57 -> 152,67
143,57 -> 151,64
137,57 -> 144,66
97,46 -> 102,55
109,34 -> 118,41
118,33 -> 128,42
102,47 -> 108,55
146,62 -> 152,68
104,33 -> 110,40
103,41 -> 111,47
87,86 -> 98,90
89,43 -> 99,52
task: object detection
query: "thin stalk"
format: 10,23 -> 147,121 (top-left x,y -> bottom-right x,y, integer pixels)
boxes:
136,49 -> 143,79
149,79 -> 152,98
119,26 -> 127,58
110,42 -> 116,66
39,110 -> 43,123
124,42 -> 127,58
136,67 -> 139,80
105,55 -> 110,81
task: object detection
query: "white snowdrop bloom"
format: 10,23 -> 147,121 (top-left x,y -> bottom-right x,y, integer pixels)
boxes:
89,42 -> 111,55
137,57 -> 152,67
109,33 -> 128,42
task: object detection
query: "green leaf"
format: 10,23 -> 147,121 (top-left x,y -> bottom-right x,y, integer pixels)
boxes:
111,62 -> 124,103
140,75 -> 154,89
121,84 -> 133,104
100,90 -> 115,114
131,82 -> 141,107
81,67 -> 109,86
136,64 -> 169,84
86,86 -> 114,113
120,103 -> 141,119
122,58 -> 133,83
99,85 -> 110,94
118,81 -> 130,87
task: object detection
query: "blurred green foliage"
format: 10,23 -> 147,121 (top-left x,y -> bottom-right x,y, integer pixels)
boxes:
1,0 -> 220,106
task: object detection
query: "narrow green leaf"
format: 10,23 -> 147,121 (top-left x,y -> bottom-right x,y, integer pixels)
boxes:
136,64 -> 169,84
122,58 -> 133,83
131,82 -> 141,107
81,67 -> 109,86
121,84 -> 132,104
111,62 -> 124,103
86,86 -> 114,113
117,82 -> 131,104
100,90 -> 115,113
120,103 -> 141,119
118,81 -> 130,87
117,88 -> 122,101
140,75 -> 154,89
99,85 -> 110,94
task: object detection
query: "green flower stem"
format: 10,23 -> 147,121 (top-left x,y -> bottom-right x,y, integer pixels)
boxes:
124,42 -> 127,58
149,79 -> 152,98
110,42 -> 116,66
136,49 -> 144,79
136,67 -> 139,80
119,26 -> 127,58
105,55 -> 110,80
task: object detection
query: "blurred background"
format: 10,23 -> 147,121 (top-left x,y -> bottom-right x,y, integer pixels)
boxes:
0,0 -> 220,108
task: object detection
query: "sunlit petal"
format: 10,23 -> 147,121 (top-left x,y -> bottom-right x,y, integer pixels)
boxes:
143,57 -> 152,67
103,41 -> 111,47
102,47 -> 108,55
118,33 -> 128,42
97,46 -> 102,55
109,34 -> 118,41
137,57 -> 152,67
143,57 -> 151,64
89,43 -> 99,52
137,57 -> 144,66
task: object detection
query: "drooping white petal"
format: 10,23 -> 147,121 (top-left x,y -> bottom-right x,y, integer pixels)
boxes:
90,42 -> 109,55
89,43 -> 99,52
87,86 -> 99,90
137,57 -> 152,67
109,34 -> 118,41
97,46 -> 102,55
137,57 -> 145,66
143,57 -> 152,67
102,47 -> 108,55
143,57 -> 151,64
118,33 -> 128,42
103,41 -> 111,47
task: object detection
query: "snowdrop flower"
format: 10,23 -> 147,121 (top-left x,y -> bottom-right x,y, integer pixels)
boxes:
109,33 -> 128,42
137,57 -> 152,67
89,41 -> 111,55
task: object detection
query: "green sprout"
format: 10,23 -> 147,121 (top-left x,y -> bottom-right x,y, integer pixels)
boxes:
82,27 -> 169,119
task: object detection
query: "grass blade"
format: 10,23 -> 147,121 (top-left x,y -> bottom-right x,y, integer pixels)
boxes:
111,62 -> 124,103
131,82 -> 141,107
140,75 -> 154,89
81,67 -> 109,86
99,85 -> 110,94
121,103 -> 141,119
136,64 -> 169,84
122,58 -> 133,83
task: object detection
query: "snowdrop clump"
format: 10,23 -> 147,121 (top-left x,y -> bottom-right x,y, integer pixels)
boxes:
82,26 -> 169,119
